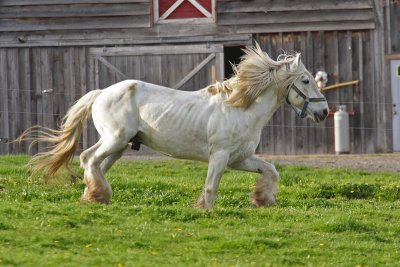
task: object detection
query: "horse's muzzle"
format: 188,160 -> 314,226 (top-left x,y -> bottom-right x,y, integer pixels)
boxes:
314,109 -> 329,123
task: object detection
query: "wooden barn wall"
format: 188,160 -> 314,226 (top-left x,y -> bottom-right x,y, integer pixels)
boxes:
0,47 -> 93,154
217,0 -> 375,33
0,46 -> 217,154
386,0 -> 400,54
0,0 -> 374,47
0,0 -> 150,31
256,30 -> 392,154
0,0 -> 397,155
0,31 -> 392,155
94,53 -> 213,91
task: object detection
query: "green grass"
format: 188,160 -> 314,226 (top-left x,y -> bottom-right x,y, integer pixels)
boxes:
1,155 -> 400,266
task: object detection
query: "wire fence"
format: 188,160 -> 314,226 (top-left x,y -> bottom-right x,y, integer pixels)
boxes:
0,87 -> 396,105
0,86 -> 394,148
0,110 -> 393,133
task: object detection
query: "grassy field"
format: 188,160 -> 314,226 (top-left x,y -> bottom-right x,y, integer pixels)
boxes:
0,155 -> 400,266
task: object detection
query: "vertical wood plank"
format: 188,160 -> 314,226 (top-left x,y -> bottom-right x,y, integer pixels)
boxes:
74,47 -> 83,152
115,55 -> 125,83
18,48 -> 32,153
200,53 -> 210,90
351,32 -> 364,153
337,31 -> 353,152
66,47 -> 77,150
6,49 -> 20,153
99,53 -> 108,89
284,32 -> 295,154
215,50 -> 225,82
357,32 -> 365,153
63,48 -> 73,107
42,48 -> 55,133
324,31 -> 339,153
293,32 -> 307,155
53,47 -> 64,127
389,1 -> 400,53
191,54 -> 199,91
161,54 -> 172,86
7,49 -> 19,152
299,32 -> 309,154
78,47 -> 89,150
0,49 -> 10,154
374,6 -> 390,152
95,56 -> 100,89
258,34 -> 274,153
109,56 -> 118,86
31,48 -> 44,152
132,55 -> 141,81
125,55 -> 133,80
273,33 -> 285,154
305,32 -> 315,154
87,47 -> 99,150
373,0 -> 389,152
313,31 -> 326,154
363,31 -> 375,153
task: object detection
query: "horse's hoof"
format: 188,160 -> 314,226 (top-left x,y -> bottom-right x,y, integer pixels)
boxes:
195,199 -> 213,210
251,193 -> 276,208
81,195 -> 110,205
195,199 -> 205,209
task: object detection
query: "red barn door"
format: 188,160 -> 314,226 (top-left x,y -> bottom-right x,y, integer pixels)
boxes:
153,0 -> 215,24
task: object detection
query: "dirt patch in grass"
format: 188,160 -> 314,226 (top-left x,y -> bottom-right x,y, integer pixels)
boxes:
260,153 -> 400,172
123,152 -> 400,172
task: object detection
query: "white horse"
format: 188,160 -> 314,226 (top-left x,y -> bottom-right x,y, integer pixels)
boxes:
19,44 -> 328,209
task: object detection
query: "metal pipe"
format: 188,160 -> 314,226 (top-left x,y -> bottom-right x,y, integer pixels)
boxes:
320,80 -> 360,91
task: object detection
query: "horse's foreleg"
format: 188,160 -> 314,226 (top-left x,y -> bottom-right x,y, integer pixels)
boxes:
229,155 -> 280,207
196,151 -> 229,209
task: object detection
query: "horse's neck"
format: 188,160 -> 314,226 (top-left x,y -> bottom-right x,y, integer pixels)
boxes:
248,86 -> 284,130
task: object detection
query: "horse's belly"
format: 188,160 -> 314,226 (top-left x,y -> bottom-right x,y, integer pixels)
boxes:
139,130 -> 208,161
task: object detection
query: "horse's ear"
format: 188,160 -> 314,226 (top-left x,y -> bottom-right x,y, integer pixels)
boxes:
290,53 -> 302,69
296,53 -> 301,65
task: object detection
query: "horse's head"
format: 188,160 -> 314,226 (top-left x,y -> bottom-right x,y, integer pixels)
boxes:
284,54 -> 329,123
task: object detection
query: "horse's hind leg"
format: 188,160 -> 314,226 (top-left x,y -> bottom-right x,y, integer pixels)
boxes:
81,138 -> 128,204
80,140 -> 102,170
229,155 -> 280,207
100,144 -> 129,173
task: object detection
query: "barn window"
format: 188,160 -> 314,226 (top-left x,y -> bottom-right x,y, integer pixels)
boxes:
153,0 -> 215,24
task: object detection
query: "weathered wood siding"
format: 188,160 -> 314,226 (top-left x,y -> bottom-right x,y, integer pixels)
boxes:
218,0 -> 375,32
89,45 -> 222,90
387,0 -> 400,54
0,47 -> 91,154
0,1 -> 150,31
0,0 -> 374,47
0,45 -> 221,154
256,30 -> 392,154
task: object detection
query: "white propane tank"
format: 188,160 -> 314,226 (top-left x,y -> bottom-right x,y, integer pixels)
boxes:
334,105 -> 350,154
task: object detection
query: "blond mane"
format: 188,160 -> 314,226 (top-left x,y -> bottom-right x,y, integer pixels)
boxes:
207,43 -> 305,108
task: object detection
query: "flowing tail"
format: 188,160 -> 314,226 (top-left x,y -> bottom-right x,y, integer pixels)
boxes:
16,89 -> 102,179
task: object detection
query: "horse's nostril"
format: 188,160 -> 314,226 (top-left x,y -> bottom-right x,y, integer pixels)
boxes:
314,110 -> 328,122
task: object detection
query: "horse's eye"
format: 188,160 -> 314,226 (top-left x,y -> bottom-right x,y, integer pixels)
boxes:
302,79 -> 309,84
